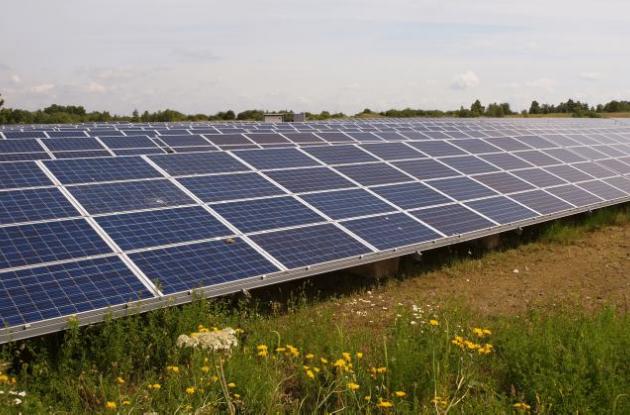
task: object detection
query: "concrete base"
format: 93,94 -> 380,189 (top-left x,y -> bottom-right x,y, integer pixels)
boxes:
349,257 -> 401,280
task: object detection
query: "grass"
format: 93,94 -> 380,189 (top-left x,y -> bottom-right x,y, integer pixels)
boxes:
1,204 -> 629,414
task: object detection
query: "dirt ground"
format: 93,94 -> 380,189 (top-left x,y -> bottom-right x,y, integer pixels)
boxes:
317,222 -> 630,325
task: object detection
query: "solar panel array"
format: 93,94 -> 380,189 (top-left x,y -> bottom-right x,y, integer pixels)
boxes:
2,118 -> 630,342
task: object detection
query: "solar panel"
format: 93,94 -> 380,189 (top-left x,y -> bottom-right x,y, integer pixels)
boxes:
3,118 -> 630,343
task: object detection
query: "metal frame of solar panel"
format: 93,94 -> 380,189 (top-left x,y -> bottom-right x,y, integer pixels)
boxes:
2,118 -> 630,343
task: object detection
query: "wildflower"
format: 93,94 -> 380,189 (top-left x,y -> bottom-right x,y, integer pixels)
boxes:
235,328 -> 244,334
347,382 -> 360,391
0,374 -> 8,383
394,391 -> 407,398
186,386 -> 196,395
478,343 -> 494,355
122,400 -> 131,406
209,375 -> 219,383
201,365 -> 210,373
305,353 -> 315,360
364,395 -> 371,401
227,382 -> 236,388
376,399 -> 394,408
275,347 -> 286,353
356,352 -> 363,359
432,396 -> 449,407
472,327 -> 492,338
513,402 -> 531,411
313,367 -> 320,373
166,365 -> 180,374
148,383 -> 161,390
105,401 -> 117,410
233,393 -> 241,399
305,369 -> 315,379
342,352 -> 352,362
376,367 -> 387,374
286,344 -> 300,357
257,344 -> 269,358
429,319 -> 439,326
115,376 -> 125,385
320,357 -> 328,364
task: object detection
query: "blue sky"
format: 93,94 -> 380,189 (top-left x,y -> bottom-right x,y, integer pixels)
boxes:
1,0 -> 629,114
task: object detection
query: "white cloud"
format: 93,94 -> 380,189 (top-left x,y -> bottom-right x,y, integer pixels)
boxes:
29,83 -> 55,94
579,72 -> 601,81
525,78 -> 556,92
85,81 -> 107,93
451,71 -> 480,90
10,74 -> 21,84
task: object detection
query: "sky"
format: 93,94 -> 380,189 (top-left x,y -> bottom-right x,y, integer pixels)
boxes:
1,0 -> 630,115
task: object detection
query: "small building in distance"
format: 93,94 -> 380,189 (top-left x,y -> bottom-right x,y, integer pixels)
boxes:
263,113 -> 284,123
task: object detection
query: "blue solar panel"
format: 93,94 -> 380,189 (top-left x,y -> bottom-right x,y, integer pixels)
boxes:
450,139 -> 501,154
45,157 -> 162,184
0,188 -> 79,225
53,150 -> 112,159
543,148 -> 585,163
301,189 -> 394,219
2,131 -> 46,139
232,148 -> 319,170
515,135 -> 557,149
213,196 -> 323,233
465,196 -> 538,224
545,185 -> 603,206
0,153 -> 51,162
100,136 -> 157,149
180,173 -> 285,202
245,133 -> 290,144
484,137 -> 532,152
372,182 -> 452,209
114,148 -> 166,156
545,165 -> 593,182
511,168 -> 566,187
159,135 -> 211,147
149,152 -> 248,176
509,190 -> 574,214
515,150 -> 560,166
411,204 -> 494,235
406,140 -> 466,157
96,206 -> 231,250
316,132 -> 355,143
42,137 -> 104,151
479,153 -> 533,170
47,131 -> 87,138
472,172 -> 534,194
0,162 -> 51,190
0,139 -> 45,154
604,176 -> 630,193
69,179 -> 194,214
129,239 -> 279,294
572,162 -> 615,179
427,177 -> 497,201
204,134 -> 252,145
392,159 -> 461,180
0,219 -> 111,269
359,143 -> 422,160
335,163 -> 412,186
266,167 -> 354,193
0,256 -> 152,326
439,155 -> 500,175
342,213 -> 439,249
250,224 -> 370,268
304,145 -> 377,165
283,133 -> 325,144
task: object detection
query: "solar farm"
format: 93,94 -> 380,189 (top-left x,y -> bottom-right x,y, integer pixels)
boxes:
2,118 -> 630,344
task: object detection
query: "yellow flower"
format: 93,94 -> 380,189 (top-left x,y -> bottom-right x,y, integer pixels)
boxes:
356,352 -> 363,359
431,396 -> 449,407
364,395 -> 371,401
286,345 -> 300,357
186,386 -> 196,395
513,402 -> 531,411
429,319 -> 439,326
227,382 -> 236,388
376,399 -> 394,408
347,382 -> 360,391
148,383 -> 161,390
313,367 -> 320,373
105,401 -> 117,410
305,369 -> 315,379
320,357 -> 328,364
201,365 -> 210,373
115,376 -> 125,385
122,400 -> 131,406
377,367 -> 387,374
233,393 -> 241,399
394,391 -> 407,398
0,374 -> 9,383
342,352 -> 352,362
166,365 -> 180,374
198,328 -> 210,333
478,343 -> 494,355
305,353 -> 315,360
275,347 -> 286,353
209,375 -> 219,383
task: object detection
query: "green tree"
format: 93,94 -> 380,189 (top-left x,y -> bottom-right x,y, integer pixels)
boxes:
131,109 -> 139,122
529,100 -> 541,114
0,93 -> 4,109
470,100 -> 484,116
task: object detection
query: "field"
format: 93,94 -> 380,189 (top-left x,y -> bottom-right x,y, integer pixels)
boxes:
1,206 -> 629,414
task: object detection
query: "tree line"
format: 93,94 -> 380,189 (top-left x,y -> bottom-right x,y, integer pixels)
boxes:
0,92 -> 628,124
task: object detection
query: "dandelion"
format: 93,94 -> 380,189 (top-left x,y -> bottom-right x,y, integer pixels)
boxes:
227,382 -> 236,388
186,386 -> 196,395
333,359 -> 346,369
305,369 -> 315,379
210,375 -> 219,383
320,357 -> 328,364
201,365 -> 210,373
478,343 -> 494,355
347,382 -> 360,391
305,353 -> 315,360
286,344 -> 300,357
513,402 -> 531,411
364,395 -> 371,401
275,347 -> 286,353
432,396 -> 449,407
257,344 -> 269,358
356,352 -> 363,359
376,399 -> 394,408
115,376 -> 125,385
472,327 -> 492,338
429,319 -> 439,326
166,365 -> 180,374
0,374 -> 8,383
148,383 -> 161,390
342,352 -> 352,362
233,393 -> 241,399
105,401 -> 117,410
394,391 -> 407,398
313,367 -> 320,373
122,400 -> 131,406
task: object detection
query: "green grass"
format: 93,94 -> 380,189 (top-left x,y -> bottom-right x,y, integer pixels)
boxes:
539,206 -> 630,245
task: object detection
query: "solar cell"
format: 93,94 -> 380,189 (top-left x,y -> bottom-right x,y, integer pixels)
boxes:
283,133 -> 325,144
245,133 -> 290,144
411,204 -> 495,235
53,151 -> 112,159
427,177 -> 497,201
393,159 -> 460,180
511,168 -> 566,187
576,181 -> 627,201
465,196 -> 538,224
0,188 -> 79,225
313,132 -> 356,143
301,189 -> 394,219
450,139 -> 501,154
42,137 -> 104,151
0,256 -> 152,326
545,165 -> 593,182
250,224 -> 370,268
45,157 -> 162,184
149,152 -> 248,176
266,167 -> 354,193
406,140 -> 466,157
96,206 -> 231,250
0,139 -> 45,153
509,190 -> 574,214
572,162 -> 615,178
359,143 -> 422,160
213,196 -> 324,232
439,155 -> 500,175
484,137 -> 532,151
604,176 -> 630,193
303,145 -> 377,165
204,134 -> 253,145
514,150 -> 561,166
159,135 -> 211,147
472,172 -> 534,194
371,182 -> 452,209
545,185 -> 603,206
47,131 -> 87,138
100,136 -> 157,149
233,148 -> 319,170
180,173 -> 285,202
479,153 -> 533,170
0,153 -> 51,162
342,213 -> 439,249
0,162 -> 51,189
0,219 -> 111,269
335,163 -> 412,186
69,179 -> 194,214
2,131 -> 46,139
